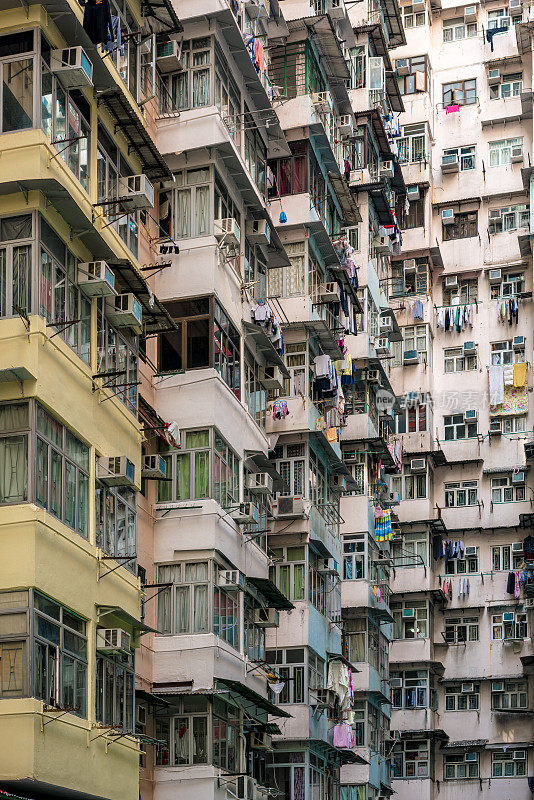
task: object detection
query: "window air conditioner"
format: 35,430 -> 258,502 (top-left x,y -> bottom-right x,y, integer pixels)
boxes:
445,275 -> 458,287
250,731 -> 273,750
442,209 -> 455,224
511,145 -> 524,163
236,777 -> 258,800
396,58 -> 410,75
50,46 -> 93,88
374,235 -> 391,254
318,557 -> 338,574
349,168 -> 371,186
118,174 -> 155,210
406,185 -> 420,200
379,159 -> 395,179
246,219 -> 271,245
260,365 -> 284,391
492,681 -> 505,691
253,607 -> 279,628
311,91 -> 332,114
410,458 -> 426,472
464,4 -> 477,20
402,607 -> 415,618
329,475 -> 346,491
490,420 -> 503,435
525,597 -> 534,609
218,569 -> 243,588
380,316 -> 393,332
277,496 -> 305,518
488,268 -> 502,283
107,293 -> 143,334
375,337 -> 391,355
230,502 -> 259,524
97,628 -> 132,654
245,472 -> 273,495
489,208 -> 502,221
337,114 -> 354,135
488,68 -> 501,85
97,456 -> 136,488
327,0 -> 346,19
78,261 -> 116,297
513,335 -> 526,349
512,470 -> 525,484
319,282 -> 341,302
387,491 -> 400,505
464,409 -> 477,420
512,541 -> 524,553
390,677 -> 403,688
403,349 -> 420,364
367,369 -> 381,383
461,682 -> 475,693
463,342 -> 476,355
465,546 -> 477,556
509,0 -> 522,15
155,39 -> 183,72
309,688 -> 336,708
441,154 -> 459,173
404,259 -> 417,272
214,218 -> 240,245
513,750 -> 527,759
141,454 -> 166,479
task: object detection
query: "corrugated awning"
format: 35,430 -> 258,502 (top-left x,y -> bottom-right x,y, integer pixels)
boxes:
247,577 -> 294,611
483,465 -> 529,474
97,605 -> 158,635
328,172 -> 362,225
216,678 -> 292,719
97,89 -> 173,181
136,688 -> 170,707
442,739 -> 488,750
486,741 -> 534,749
243,322 -> 290,374
141,0 -> 182,33
106,259 -> 178,335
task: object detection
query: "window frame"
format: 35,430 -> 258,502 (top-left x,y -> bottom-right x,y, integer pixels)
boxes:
442,211 -> 478,241
444,480 -> 479,507
442,79 -> 477,107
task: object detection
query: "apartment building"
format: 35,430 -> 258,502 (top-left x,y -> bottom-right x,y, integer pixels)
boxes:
389,1 -> 534,798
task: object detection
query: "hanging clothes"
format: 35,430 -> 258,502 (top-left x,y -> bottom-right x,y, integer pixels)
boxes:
509,297 -> 519,325
333,723 -> 354,749
82,0 -> 113,45
513,362 -> 527,388
515,571 -> 521,599
414,299 -> 424,320
486,26 -> 509,50
488,365 -> 505,406
272,399 -> 289,420
506,571 -> 516,594
503,364 -> 514,387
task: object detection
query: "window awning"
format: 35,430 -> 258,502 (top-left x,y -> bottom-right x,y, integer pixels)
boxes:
247,577 -> 294,611
136,688 -> 170,707
326,651 -> 360,673
96,605 -> 158,635
141,0 -> 182,33
244,450 -> 289,493
276,738 -> 367,766
215,678 -> 292,719
485,741 -> 534,749
442,739 -> 488,750
97,89 -> 173,181
328,172 -> 362,225
400,729 -> 448,741
0,366 -> 36,383
243,322 -> 290,374
106,259 -> 178,335
483,465 -> 529,475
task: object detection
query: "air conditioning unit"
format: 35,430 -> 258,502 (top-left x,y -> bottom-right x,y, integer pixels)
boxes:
318,557 -> 338,574
489,208 -> 502,221
107,293 -> 142,334
488,68 -> 501,85
329,475 -> 346,491
156,39 -> 183,72
514,750 -> 527,759
489,268 -> 502,283
387,491 -> 400,505
118,174 -> 155,210
509,0 -> 522,15
310,688 -> 336,708
231,503 -> 259,524
403,349 -> 420,364
246,219 -> 270,245
492,681 -> 505,691
513,335 -> 526,349
396,58 -> 410,75
412,0 -> 425,10
277,496 -> 305,518
464,409 -> 478,421
253,607 -> 279,627
50,46 -> 93,88
97,628 -> 132,654
512,541 -> 524,553
327,0 -> 346,19
214,218 -> 240,245
311,91 -> 331,114
97,456 -> 136,488
525,442 -> 534,460
511,145 -> 524,163
441,154 -> 459,173
464,4 -> 477,20
390,677 -> 403,688
525,597 -> 534,609
402,607 -> 415,618
374,235 -> 391,254
376,337 -> 391,355
461,682 -> 474,692
337,114 -> 353,135
380,160 -> 395,179
406,185 -> 420,200
250,731 -> 273,750
218,569 -> 243,588
410,458 -> 426,472
465,546 -> 477,556
380,316 -> 393,333
78,261 -> 116,297
512,470 -> 525,484
463,342 -> 476,355
349,168 -> 371,186
246,472 -> 273,495
442,208 -> 455,224
142,454 -> 167,479
260,365 -> 284,391
236,777 -> 258,800
367,369 -> 381,383
319,282 -> 341,302
503,611 -> 515,622
445,275 -> 458,287
404,259 -> 417,272
490,420 -> 503,435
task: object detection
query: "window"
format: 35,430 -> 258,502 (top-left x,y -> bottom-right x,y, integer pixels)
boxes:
443,18 -> 477,40
492,680 -> 528,710
155,695 -> 211,767
390,530 -> 428,565
0,32 -> 35,134
268,140 -> 307,198
491,339 -> 525,364
489,138 -> 523,166
442,145 -> 476,171
265,648 -> 324,705
96,299 -> 138,414
391,670 -> 431,709
442,211 -> 478,241
96,126 -> 139,258
160,38 -> 213,112
396,56 -> 429,94
268,240 -> 306,298
244,351 -> 267,430
490,272 -> 525,299
443,278 -> 478,306
343,618 -> 389,678
444,480 -> 478,507
444,752 -> 479,779
395,195 -> 424,229
395,398 -> 428,433
392,324 -> 430,365
443,79 -> 476,106
490,72 -> 523,100
0,402 -> 29,504
445,683 -> 480,710
402,5 -> 426,27
390,466 -> 428,501
391,258 -> 429,297
444,414 -> 478,441
444,616 -> 479,643
340,787 -> 367,800
272,442 -> 306,497
492,544 -> 524,571
41,71 -> 89,191
269,546 -> 306,602
343,534 -> 365,580
491,475 -> 526,503
492,611 -> 528,640
445,547 -> 479,575
398,123 -> 427,163
444,346 -> 477,373
491,749 -> 527,777
489,204 -> 529,233
95,484 -> 136,568
391,740 -> 430,778
391,600 -> 428,639
34,591 -> 87,716
488,8 -> 514,31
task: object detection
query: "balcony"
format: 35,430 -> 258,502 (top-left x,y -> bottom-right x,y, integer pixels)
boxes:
341,412 -> 379,443
266,394 -> 320,435
390,637 -> 433,664
342,579 -> 392,620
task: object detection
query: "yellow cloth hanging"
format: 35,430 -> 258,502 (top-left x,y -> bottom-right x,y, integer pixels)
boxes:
513,362 -> 528,388
325,427 -> 338,443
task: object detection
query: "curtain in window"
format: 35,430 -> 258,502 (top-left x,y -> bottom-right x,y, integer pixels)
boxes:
174,586 -> 190,633
0,249 -> 5,316
13,245 -> 31,315
279,565 -> 290,598
294,564 -> 305,600
287,254 -> 305,295
176,453 -> 191,500
171,71 -> 188,110
0,435 -> 27,502
268,267 -> 283,297
195,451 -> 209,498
192,68 -> 210,107
193,585 -> 208,632
293,766 -> 305,800
157,587 -> 171,634
174,717 -> 190,764
176,190 -> 191,238
195,185 -> 209,236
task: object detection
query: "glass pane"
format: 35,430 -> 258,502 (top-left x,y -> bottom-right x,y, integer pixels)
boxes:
3,58 -> 34,131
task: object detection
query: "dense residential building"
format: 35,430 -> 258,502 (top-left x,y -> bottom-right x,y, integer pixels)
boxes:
1,0 -> 533,799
